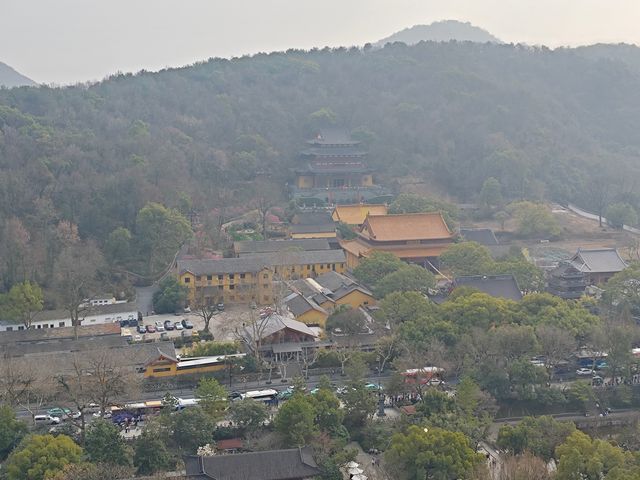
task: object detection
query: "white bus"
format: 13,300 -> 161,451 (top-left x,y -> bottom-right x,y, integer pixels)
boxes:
238,389 -> 278,403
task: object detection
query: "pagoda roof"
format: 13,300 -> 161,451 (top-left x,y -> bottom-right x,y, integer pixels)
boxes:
307,129 -> 360,146
296,163 -> 373,174
301,146 -> 367,157
360,213 -> 453,242
332,204 -> 388,225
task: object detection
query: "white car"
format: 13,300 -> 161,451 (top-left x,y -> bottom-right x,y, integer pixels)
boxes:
133,334 -> 143,342
155,321 -> 165,332
174,322 -> 184,330
576,368 -> 595,376
34,414 -> 60,425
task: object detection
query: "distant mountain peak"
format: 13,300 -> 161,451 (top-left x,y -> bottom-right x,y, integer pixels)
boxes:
375,20 -> 502,48
0,62 -> 36,88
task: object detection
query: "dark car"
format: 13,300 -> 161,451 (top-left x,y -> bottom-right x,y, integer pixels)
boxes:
137,324 -> 147,334
164,320 -> 175,331
181,319 -> 194,329
217,302 -> 225,311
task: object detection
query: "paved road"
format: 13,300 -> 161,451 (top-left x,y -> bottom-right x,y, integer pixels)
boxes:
135,285 -> 157,317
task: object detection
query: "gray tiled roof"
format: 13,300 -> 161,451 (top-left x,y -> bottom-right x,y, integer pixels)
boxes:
455,274 -> 523,301
315,271 -> 356,292
178,250 -> 345,276
292,212 -> 334,226
234,239 -> 330,255
460,228 -> 499,246
184,447 -> 320,480
570,248 -> 628,274
243,313 -> 317,342
289,224 -> 336,234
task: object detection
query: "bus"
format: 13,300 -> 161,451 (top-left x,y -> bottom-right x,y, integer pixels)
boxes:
175,397 -> 200,411
237,389 -> 278,404
401,367 -> 444,386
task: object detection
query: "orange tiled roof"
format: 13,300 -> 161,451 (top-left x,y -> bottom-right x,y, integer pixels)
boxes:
332,204 -> 388,225
361,213 -> 452,242
340,239 -> 449,260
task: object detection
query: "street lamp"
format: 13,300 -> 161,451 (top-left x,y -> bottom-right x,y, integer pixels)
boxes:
376,356 -> 386,417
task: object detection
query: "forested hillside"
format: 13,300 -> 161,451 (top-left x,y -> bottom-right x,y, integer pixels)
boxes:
2,41 -> 640,296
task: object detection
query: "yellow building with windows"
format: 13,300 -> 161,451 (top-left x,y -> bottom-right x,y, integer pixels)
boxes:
286,271 -> 376,327
176,250 -> 347,306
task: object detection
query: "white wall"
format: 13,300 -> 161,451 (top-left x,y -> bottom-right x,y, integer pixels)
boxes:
0,308 -> 138,332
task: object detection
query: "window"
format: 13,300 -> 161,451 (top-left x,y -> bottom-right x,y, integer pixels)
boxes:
153,367 -> 172,373
218,274 -> 223,281
326,264 -> 331,269
319,264 -> 324,270
43,324 -> 49,328
229,274 -> 235,280
184,277 -> 190,283
240,273 -> 245,279
307,265 -> 312,270
18,326 -> 24,331
364,301 -> 369,305
5,327 -> 12,331
229,285 -> 235,290
207,275 -> 212,281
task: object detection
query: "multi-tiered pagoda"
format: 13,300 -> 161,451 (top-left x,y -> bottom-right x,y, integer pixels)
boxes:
291,129 -> 390,205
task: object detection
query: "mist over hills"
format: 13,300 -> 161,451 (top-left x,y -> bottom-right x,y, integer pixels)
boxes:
2,41 -> 640,252
0,62 -> 36,88
375,20 -> 502,47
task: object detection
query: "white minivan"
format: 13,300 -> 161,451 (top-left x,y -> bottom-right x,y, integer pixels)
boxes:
34,414 -> 60,425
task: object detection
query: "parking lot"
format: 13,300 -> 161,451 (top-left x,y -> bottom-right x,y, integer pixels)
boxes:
133,304 -> 266,345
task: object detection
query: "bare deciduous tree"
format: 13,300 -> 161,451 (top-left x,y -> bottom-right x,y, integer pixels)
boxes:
54,242 -> 104,339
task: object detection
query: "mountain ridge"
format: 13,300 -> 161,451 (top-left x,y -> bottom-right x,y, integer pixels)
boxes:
375,20 -> 502,47
0,62 -> 36,88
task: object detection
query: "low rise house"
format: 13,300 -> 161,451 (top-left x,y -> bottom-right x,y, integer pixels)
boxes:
565,248 -> 627,285
240,313 -> 319,362
177,250 -> 346,306
340,212 -> 454,268
289,212 -> 336,240
454,274 -> 523,301
184,447 -> 320,480
0,302 -> 139,332
284,292 -> 329,327
286,271 -> 376,326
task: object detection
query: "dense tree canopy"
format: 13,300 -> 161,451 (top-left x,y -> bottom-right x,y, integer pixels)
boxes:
4,434 -> 83,480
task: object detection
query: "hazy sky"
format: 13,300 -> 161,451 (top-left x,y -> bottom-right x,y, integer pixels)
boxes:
2,0 -> 640,85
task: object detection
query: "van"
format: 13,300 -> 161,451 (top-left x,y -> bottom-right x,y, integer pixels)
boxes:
34,414 -> 60,425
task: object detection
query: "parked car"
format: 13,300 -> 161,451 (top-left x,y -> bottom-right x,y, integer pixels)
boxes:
155,321 -> 165,332
133,334 -> 143,342
164,320 -> 175,331
183,306 -> 191,313
365,383 -> 383,391
35,414 -> 60,425
182,319 -> 194,329
146,324 -> 156,333
174,321 -> 184,330
137,325 -> 147,334
217,302 -> 225,311
576,368 -> 595,376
